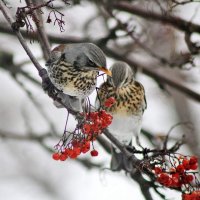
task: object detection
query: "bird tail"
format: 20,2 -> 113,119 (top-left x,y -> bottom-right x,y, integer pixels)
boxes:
111,146 -> 133,172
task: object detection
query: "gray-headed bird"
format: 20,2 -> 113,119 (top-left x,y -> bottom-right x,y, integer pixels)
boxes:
96,61 -> 147,171
45,43 -> 111,111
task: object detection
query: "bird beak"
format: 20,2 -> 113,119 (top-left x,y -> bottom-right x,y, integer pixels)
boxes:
98,67 -> 112,77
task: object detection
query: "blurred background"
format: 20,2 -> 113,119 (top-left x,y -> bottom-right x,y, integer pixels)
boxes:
0,0 -> 200,200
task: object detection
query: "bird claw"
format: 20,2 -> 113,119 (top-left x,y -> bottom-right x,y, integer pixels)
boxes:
42,77 -> 60,100
126,145 -> 136,153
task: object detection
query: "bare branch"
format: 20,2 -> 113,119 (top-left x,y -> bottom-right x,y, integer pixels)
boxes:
0,129 -> 53,141
130,171 -> 154,200
25,0 -> 51,60
0,1 -> 43,71
0,24 -> 87,43
171,0 -> 200,8
112,1 -> 200,33
97,135 -> 111,154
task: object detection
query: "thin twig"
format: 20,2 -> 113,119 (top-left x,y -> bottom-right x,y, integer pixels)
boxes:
0,2 -> 43,71
26,0 -> 51,60
0,24 -> 87,43
0,130 -> 54,141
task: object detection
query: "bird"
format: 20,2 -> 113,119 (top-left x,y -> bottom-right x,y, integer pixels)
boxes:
96,61 -> 147,171
45,43 -> 112,111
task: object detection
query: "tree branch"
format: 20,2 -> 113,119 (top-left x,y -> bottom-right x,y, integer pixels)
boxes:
0,24 -> 87,43
97,135 -> 111,154
112,1 -> 200,33
103,129 -> 142,168
25,0 -> 51,60
0,129 -> 53,141
130,171 -> 154,200
0,2 -> 43,71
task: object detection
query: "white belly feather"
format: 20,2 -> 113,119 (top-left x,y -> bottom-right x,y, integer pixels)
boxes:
108,114 -> 142,146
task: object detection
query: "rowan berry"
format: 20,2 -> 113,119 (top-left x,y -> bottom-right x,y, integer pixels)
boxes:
90,150 -> 98,157
176,164 -> 185,173
189,156 -> 198,165
52,153 -> 60,161
59,153 -> 68,161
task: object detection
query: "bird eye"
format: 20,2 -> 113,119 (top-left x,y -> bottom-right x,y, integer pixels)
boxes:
88,59 -> 96,67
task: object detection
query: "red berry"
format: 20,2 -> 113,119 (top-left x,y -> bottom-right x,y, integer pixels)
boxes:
154,167 -> 162,174
82,147 -> 89,153
90,150 -> 98,157
183,158 -> 190,170
73,147 -> 81,156
65,148 -> 73,157
182,193 -> 192,200
71,140 -> 79,148
157,173 -> 170,184
59,153 -> 68,161
172,173 -> 180,178
190,163 -> 198,170
176,164 -> 185,173
104,97 -> 116,107
163,177 -> 173,187
171,176 -> 181,188
193,191 -> 200,199
104,102 -> 111,107
66,148 -> 79,159
186,174 -> 194,182
70,153 -> 78,159
189,156 -> 198,165
81,141 -> 90,153
182,191 -> 200,200
83,124 -> 91,134
52,153 -> 60,161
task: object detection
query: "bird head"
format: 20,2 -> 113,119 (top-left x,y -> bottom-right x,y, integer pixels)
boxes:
45,44 -> 64,66
108,61 -> 134,89
54,43 -> 112,76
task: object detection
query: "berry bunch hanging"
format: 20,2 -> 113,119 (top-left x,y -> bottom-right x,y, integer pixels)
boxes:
52,98 -> 114,161
152,154 -> 200,199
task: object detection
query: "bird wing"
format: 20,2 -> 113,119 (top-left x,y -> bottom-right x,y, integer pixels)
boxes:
134,81 -> 147,112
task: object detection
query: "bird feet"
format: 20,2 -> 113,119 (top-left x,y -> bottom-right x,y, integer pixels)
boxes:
39,68 -> 61,100
126,145 -> 136,153
42,77 -> 61,99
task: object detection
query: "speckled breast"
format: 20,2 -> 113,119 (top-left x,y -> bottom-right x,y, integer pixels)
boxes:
47,61 -> 98,97
98,82 -> 146,116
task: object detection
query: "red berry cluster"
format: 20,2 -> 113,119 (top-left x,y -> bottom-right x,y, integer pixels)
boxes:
104,97 -> 116,107
82,110 -> 113,138
52,139 -> 91,161
52,109 -> 113,161
153,156 -> 198,188
182,191 -> 200,200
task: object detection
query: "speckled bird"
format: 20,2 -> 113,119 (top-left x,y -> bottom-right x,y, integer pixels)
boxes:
45,43 -> 111,111
96,61 -> 147,170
